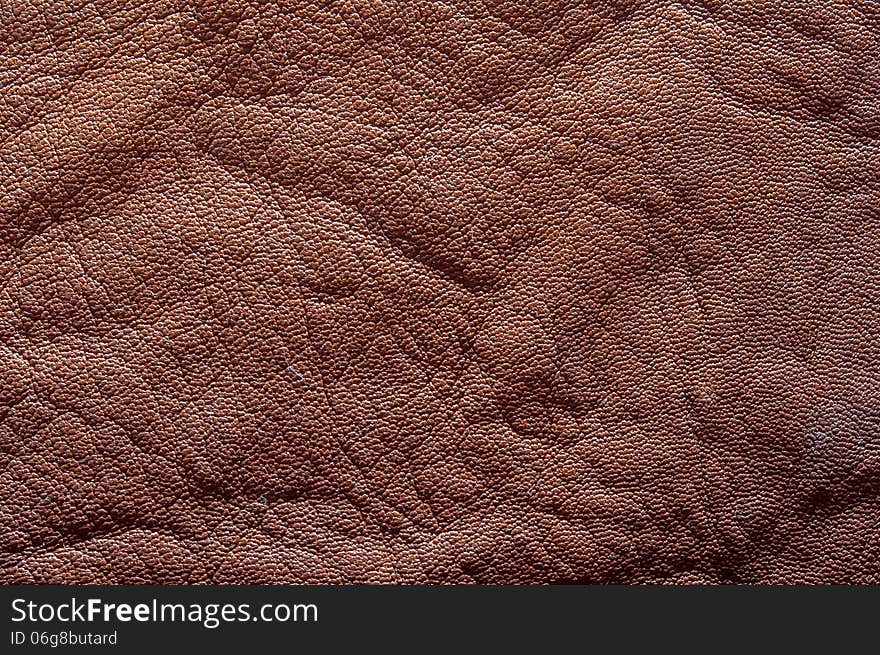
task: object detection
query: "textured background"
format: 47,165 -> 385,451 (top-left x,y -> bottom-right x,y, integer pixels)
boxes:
1,0 -> 878,583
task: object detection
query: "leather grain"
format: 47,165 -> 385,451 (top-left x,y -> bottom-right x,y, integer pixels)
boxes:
1,0 -> 878,584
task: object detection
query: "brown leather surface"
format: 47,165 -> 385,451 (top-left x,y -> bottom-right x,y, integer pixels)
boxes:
1,0 -> 878,585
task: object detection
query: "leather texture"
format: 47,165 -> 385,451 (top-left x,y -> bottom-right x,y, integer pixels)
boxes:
1,0 -> 878,584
